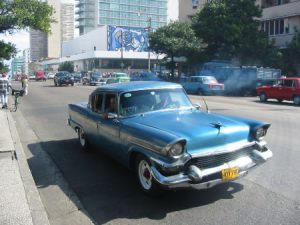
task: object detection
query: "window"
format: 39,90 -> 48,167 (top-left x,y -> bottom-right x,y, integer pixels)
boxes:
284,80 -> 294,87
92,93 -> 104,113
104,94 -> 117,114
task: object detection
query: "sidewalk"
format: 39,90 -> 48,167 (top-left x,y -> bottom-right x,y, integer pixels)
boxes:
0,109 -> 49,225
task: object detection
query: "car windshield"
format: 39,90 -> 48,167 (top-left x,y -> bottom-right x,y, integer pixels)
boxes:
119,88 -> 193,117
202,76 -> 217,83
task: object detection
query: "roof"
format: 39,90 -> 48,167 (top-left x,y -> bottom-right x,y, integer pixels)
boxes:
94,81 -> 182,93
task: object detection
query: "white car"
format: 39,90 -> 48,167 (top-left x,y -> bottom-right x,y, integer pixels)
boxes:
47,72 -> 55,79
29,75 -> 36,81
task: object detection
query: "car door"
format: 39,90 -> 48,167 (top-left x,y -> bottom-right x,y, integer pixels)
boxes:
281,79 -> 294,100
268,79 -> 283,99
97,92 -> 123,160
85,92 -> 104,146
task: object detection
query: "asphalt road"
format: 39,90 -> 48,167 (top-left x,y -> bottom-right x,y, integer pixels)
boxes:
12,80 -> 300,225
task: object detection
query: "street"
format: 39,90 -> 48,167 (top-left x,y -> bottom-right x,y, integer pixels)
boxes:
12,80 -> 300,225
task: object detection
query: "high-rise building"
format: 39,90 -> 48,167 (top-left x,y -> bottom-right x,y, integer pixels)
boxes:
178,0 -> 206,22
30,29 -> 48,61
22,49 -> 31,75
11,57 -> 25,76
76,0 -> 169,35
30,0 -> 74,61
61,0 -> 75,41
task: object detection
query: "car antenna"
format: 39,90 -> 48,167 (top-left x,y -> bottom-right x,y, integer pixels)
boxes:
201,95 -> 209,113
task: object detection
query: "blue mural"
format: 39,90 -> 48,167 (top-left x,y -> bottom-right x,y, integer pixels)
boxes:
108,26 -> 149,52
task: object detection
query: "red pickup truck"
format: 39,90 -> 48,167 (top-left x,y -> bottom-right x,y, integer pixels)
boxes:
257,77 -> 300,105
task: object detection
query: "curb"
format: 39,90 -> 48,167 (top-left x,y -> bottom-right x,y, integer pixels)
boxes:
6,111 -> 50,225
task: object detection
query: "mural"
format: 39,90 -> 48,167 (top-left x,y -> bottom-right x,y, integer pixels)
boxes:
108,26 -> 149,52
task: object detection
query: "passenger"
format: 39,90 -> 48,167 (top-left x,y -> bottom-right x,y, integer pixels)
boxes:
105,96 -> 117,118
155,93 -> 172,110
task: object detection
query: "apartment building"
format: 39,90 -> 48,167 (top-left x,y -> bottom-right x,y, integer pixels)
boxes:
258,0 -> 300,47
75,0 -> 169,35
30,0 -> 74,61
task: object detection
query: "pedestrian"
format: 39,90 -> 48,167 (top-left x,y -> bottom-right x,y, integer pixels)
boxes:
21,75 -> 29,95
0,73 -> 11,109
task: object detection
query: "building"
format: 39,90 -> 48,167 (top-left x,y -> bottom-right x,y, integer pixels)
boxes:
22,49 -> 31,75
258,0 -> 300,48
29,29 -> 48,61
11,57 -> 25,76
177,0 -> 300,48
178,0 -> 206,22
61,0 -> 75,42
53,25 -> 164,72
30,0 -> 74,61
76,0 -> 171,35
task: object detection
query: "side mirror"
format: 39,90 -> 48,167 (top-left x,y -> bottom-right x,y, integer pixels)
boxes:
193,103 -> 201,110
106,112 -> 118,119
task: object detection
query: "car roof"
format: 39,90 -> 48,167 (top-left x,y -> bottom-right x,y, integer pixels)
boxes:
94,81 -> 182,93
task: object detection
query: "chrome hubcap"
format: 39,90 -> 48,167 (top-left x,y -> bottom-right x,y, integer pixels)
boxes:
79,130 -> 85,146
138,160 -> 152,190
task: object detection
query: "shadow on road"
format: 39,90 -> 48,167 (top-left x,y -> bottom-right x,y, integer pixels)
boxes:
252,100 -> 297,107
27,138 -> 244,224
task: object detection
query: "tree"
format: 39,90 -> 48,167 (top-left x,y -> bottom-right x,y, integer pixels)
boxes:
280,31 -> 300,76
149,21 -> 202,77
0,0 -> 55,59
58,61 -> 74,73
191,0 -> 278,65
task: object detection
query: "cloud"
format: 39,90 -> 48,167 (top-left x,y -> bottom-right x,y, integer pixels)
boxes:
0,30 -> 30,55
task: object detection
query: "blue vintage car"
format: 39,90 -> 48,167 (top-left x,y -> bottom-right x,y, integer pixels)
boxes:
68,81 -> 272,195
180,75 -> 224,95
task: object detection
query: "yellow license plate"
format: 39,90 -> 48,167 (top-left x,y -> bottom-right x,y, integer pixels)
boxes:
222,167 -> 240,180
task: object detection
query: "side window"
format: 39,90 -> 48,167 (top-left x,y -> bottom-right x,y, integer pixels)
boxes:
104,93 -> 117,114
91,93 -> 103,113
283,80 -> 293,87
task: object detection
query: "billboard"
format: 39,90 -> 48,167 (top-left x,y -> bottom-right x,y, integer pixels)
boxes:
108,26 -> 149,52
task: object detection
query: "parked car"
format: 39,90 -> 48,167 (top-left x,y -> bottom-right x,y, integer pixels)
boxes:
28,75 -> 36,81
82,72 -> 106,86
131,72 -> 162,81
35,70 -> 47,81
257,77 -> 300,105
54,71 -> 74,86
47,72 -> 55,79
180,76 -> 224,95
106,72 -> 130,84
71,72 -> 82,83
68,81 -> 272,195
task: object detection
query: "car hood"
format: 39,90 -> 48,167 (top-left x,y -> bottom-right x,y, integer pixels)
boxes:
125,110 -> 251,155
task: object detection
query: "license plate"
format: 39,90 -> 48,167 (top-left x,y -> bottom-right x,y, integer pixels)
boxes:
222,167 -> 240,180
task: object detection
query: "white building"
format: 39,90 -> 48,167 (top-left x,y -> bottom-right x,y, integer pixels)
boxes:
22,49 -> 30,75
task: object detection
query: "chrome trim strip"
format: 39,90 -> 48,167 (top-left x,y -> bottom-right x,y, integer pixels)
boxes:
189,141 -> 256,158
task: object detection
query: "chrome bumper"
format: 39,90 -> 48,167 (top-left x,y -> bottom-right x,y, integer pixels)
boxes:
150,149 -> 272,190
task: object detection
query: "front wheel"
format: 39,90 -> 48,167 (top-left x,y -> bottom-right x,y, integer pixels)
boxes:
293,96 -> 300,106
135,155 -> 161,195
259,93 -> 267,102
78,128 -> 89,150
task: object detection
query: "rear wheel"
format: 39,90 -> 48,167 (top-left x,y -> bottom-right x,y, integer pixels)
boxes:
293,96 -> 300,106
259,93 -> 267,102
135,155 -> 161,195
78,128 -> 89,150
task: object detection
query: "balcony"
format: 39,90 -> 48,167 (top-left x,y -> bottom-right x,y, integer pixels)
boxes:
261,0 -> 300,20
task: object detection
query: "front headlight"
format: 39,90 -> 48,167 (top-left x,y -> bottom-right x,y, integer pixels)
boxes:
168,143 -> 184,157
255,127 -> 266,141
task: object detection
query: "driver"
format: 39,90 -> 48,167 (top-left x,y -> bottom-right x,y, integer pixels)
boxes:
155,93 -> 172,110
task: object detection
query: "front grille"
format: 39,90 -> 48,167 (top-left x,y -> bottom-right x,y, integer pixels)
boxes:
186,146 -> 254,169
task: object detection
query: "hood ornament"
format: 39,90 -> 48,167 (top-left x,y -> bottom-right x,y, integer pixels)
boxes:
210,122 -> 224,131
